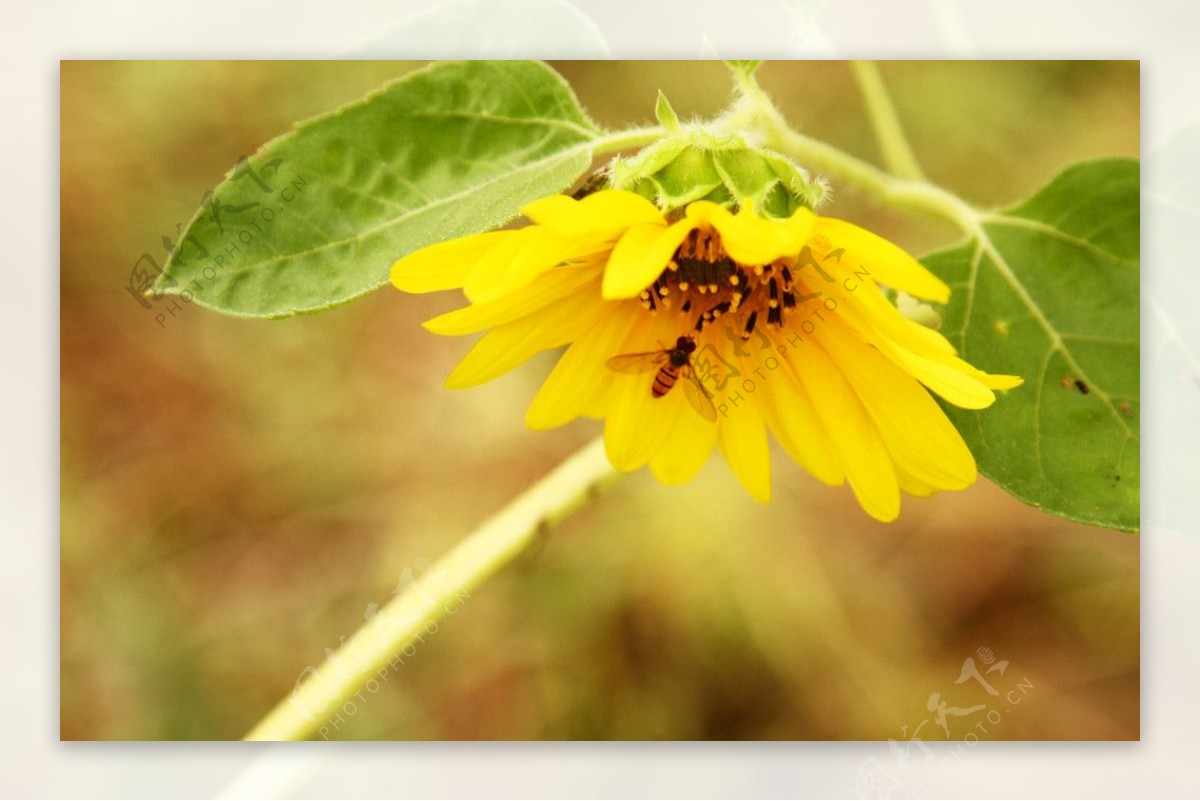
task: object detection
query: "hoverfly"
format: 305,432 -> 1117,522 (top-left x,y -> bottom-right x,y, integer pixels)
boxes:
607,335 -> 717,422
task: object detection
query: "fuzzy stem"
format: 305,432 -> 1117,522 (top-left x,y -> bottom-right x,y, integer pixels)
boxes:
764,114 -> 979,231
734,65 -> 982,236
591,125 -> 668,156
243,436 -> 618,741
850,61 -> 925,181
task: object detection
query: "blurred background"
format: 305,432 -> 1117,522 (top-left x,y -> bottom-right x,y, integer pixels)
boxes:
60,60 -> 1138,741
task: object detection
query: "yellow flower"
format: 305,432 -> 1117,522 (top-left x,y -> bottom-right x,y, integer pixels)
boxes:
391,189 -> 1021,521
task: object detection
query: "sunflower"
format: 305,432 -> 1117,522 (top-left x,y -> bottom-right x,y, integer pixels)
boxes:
391,189 -> 1021,521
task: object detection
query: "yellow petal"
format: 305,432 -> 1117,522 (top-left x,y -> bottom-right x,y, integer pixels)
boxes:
785,338 -> 901,522
523,190 -> 665,235
601,219 -> 693,300
461,232 -> 530,302
464,227 -> 605,305
836,277 -> 957,357
425,263 -> 601,335
916,340 -> 1022,388
816,315 -> 977,490
580,388 -> 609,419
811,275 -> 1018,405
521,194 -> 577,223
525,302 -> 636,430
689,202 -> 817,265
648,397 -> 718,484
779,206 -> 821,250
390,231 -> 510,293
604,371 -> 684,471
985,374 -> 1023,389
445,297 -> 602,389
757,350 -> 844,487
894,463 -> 940,498
603,315 -> 686,471
715,370 -> 772,502
964,364 -> 1024,390
875,342 -> 998,410
812,217 -> 951,304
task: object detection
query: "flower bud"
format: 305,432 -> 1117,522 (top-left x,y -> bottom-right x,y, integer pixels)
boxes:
609,104 -> 826,219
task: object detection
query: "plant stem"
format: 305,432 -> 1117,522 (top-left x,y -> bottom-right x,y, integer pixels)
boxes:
592,125 -> 667,156
243,435 -> 619,741
850,61 -> 925,181
766,116 -> 979,232
734,66 -> 982,236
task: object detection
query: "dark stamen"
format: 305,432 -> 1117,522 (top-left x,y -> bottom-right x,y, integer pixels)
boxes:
742,310 -> 759,339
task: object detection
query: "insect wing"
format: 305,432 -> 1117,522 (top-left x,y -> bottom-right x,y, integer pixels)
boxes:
607,351 -> 668,374
681,367 -> 718,422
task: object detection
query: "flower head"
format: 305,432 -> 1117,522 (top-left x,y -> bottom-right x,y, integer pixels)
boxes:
391,188 -> 1021,521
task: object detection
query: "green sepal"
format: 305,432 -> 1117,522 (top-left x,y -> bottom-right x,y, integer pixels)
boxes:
655,90 -> 682,134
611,131 -> 824,217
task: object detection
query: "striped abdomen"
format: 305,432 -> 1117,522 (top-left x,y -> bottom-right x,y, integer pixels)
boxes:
652,365 -> 680,397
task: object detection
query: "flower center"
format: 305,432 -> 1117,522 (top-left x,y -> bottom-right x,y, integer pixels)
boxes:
637,227 -> 807,340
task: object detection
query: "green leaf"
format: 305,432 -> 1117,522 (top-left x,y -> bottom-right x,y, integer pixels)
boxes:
155,60 -> 600,317
923,158 -> 1140,531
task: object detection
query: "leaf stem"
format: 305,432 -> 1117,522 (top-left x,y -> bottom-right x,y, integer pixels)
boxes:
591,125 -> 668,156
734,66 -> 981,236
768,118 -> 980,232
243,435 -> 619,741
850,61 -> 925,181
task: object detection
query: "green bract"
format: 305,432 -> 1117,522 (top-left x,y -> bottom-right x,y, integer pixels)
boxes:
609,93 -> 825,218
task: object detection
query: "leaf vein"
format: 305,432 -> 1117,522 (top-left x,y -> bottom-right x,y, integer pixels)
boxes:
208,144 -> 593,280
982,214 -> 1137,267
975,235 -> 1139,444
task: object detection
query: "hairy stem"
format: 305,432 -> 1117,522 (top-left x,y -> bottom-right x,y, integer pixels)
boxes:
766,117 -> 980,233
592,125 -> 667,156
244,436 -> 619,741
850,61 -> 925,181
734,65 -> 982,236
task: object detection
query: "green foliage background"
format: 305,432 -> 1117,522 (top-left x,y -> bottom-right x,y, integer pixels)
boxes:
61,61 -> 1138,740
